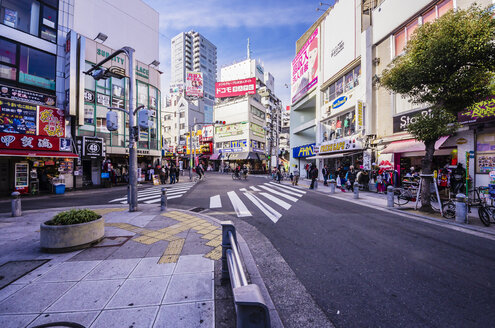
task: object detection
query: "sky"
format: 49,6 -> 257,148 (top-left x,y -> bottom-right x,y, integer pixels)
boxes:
142,0 -> 335,107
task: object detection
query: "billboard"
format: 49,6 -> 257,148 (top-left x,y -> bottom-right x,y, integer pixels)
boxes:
323,0 -> 358,82
186,71 -> 203,97
291,28 -> 319,104
215,78 -> 256,98
201,125 -> 214,141
0,99 -> 37,135
38,106 -> 65,138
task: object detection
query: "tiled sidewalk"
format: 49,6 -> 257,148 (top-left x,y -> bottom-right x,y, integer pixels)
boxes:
0,206 -> 221,328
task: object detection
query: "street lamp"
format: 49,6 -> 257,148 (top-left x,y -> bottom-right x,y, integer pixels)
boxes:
84,47 -> 139,212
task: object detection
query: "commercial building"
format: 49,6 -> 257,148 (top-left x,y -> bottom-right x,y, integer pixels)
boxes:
0,0 -> 162,195
213,57 -> 282,173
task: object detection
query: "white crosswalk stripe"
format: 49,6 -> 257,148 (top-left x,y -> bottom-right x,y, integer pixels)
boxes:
211,183 -> 306,223
108,183 -> 196,204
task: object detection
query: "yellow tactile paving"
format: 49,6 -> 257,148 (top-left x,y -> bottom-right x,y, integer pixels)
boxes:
159,254 -> 179,264
205,238 -> 222,248
204,246 -> 222,260
163,239 -> 185,255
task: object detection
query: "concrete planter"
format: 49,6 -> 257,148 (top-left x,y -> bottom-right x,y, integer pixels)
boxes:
40,217 -> 104,253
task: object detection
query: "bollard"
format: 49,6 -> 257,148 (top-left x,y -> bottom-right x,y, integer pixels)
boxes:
160,188 -> 167,211
455,193 -> 467,224
11,192 -> 21,217
353,182 -> 359,199
329,179 -> 336,194
387,185 -> 394,208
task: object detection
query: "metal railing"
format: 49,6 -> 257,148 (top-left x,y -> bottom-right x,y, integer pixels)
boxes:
221,221 -> 271,328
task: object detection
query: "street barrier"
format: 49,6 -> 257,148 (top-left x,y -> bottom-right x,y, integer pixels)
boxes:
221,221 -> 271,328
387,186 -> 394,208
455,193 -> 467,223
11,191 -> 21,217
329,179 -> 336,194
353,182 -> 359,199
160,188 -> 167,211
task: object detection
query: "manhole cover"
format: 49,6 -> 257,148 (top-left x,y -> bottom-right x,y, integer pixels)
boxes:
93,236 -> 131,248
190,207 -> 206,213
0,259 -> 49,289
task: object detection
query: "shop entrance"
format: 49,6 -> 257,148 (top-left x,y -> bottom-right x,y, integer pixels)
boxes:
0,159 -> 9,195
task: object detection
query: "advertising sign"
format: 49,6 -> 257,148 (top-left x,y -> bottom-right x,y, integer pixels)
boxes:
84,90 -> 95,103
393,108 -> 432,133
250,123 -> 265,138
0,132 -> 67,151
291,28 -> 319,104
82,136 -> 104,158
323,0 -> 358,82
201,125 -> 214,141
0,99 -> 37,135
170,83 -> 184,94
356,101 -> 364,131
215,122 -> 247,138
292,143 -> 316,158
458,96 -> 495,124
215,78 -> 256,98
97,93 -> 110,107
186,71 -> 204,97
38,106 -> 65,138
318,136 -> 363,154
0,84 -> 56,106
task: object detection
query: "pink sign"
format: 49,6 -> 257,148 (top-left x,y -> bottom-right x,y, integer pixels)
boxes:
291,28 -> 319,104
215,78 -> 256,98
186,71 -> 203,97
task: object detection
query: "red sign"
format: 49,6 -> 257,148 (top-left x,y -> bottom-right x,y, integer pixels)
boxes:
39,106 -> 65,137
215,78 -> 256,98
0,132 -> 65,151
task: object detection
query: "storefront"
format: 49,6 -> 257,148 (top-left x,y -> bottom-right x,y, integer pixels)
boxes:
292,143 -> 316,177
312,136 -> 365,173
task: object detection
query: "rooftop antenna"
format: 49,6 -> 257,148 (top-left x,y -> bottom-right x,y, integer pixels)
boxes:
247,38 -> 251,59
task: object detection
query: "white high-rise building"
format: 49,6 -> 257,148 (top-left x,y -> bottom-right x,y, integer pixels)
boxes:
170,31 -> 217,123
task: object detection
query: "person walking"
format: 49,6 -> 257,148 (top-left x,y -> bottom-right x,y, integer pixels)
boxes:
195,163 -> 204,180
322,164 -> 329,186
292,165 -> 300,186
170,165 -> 176,184
346,165 -> 357,191
309,164 -> 319,189
276,168 -> 282,183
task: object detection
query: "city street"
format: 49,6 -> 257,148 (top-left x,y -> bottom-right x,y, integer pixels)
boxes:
4,172 -> 495,327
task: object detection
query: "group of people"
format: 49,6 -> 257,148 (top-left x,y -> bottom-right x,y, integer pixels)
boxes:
157,164 -> 181,184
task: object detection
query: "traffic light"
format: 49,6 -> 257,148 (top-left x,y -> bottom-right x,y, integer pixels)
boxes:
91,68 -> 107,81
106,111 -> 118,131
138,108 -> 152,129
215,120 -> 226,125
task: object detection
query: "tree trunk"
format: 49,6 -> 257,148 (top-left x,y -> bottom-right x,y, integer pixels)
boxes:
420,140 -> 436,212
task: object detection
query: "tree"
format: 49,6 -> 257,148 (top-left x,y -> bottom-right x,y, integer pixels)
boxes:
381,4 -> 495,212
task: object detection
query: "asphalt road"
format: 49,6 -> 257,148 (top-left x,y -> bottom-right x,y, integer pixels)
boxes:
4,172 -> 495,327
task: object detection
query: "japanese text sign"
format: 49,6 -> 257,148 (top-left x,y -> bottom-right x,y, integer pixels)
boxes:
38,106 -> 65,138
0,132 -> 66,151
186,71 -> 204,97
215,78 -> 256,98
0,99 -> 37,135
291,28 -> 319,104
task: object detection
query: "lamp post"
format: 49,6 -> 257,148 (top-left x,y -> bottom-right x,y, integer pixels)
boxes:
85,47 -> 138,212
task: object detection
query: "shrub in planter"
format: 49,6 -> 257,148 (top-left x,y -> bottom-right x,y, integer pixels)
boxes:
40,208 -> 105,252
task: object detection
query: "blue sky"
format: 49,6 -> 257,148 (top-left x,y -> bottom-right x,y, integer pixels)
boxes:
142,0 -> 335,107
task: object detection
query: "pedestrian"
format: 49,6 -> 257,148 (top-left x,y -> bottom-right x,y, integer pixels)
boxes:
322,164 -> 329,186
290,172 -> 294,182
195,163 -> 203,180
292,165 -> 300,186
276,168 -> 282,183
338,166 -> 346,192
309,164 -> 318,189
305,163 -> 310,179
345,165 -> 357,191
170,165 -> 176,184
159,166 -> 166,184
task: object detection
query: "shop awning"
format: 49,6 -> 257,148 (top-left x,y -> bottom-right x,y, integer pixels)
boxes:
257,153 -> 267,160
210,152 -> 222,160
0,149 -> 79,158
381,136 -> 449,154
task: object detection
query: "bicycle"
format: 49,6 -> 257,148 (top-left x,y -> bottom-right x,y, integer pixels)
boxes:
232,172 -> 241,180
442,187 -> 490,222
394,181 -> 441,211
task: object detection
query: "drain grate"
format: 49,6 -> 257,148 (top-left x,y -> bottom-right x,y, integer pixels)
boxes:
190,207 -> 206,213
0,259 -> 49,289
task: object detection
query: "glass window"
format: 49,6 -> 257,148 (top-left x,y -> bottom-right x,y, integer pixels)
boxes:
84,104 -> 94,125
406,20 -> 418,42
19,45 -> 55,90
353,65 -> 361,87
394,29 -> 406,56
41,4 -> 56,28
344,71 -> 354,92
40,25 -> 56,43
0,38 -> 16,64
437,0 -> 453,17
1,0 -> 39,35
335,78 -> 344,97
328,84 -> 336,102
423,8 -> 437,24
476,131 -> 495,174
137,82 -> 148,106
0,64 -> 15,80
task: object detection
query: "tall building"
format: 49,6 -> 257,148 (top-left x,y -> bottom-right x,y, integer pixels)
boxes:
0,0 -> 162,195
170,31 -> 217,123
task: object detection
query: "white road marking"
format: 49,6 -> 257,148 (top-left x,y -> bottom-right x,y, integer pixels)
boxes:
227,191 -> 252,217
259,192 -> 291,210
243,192 -> 281,223
109,184 -> 195,203
249,186 -> 261,191
210,195 -> 222,208
239,188 -> 247,192
258,185 -> 298,202
263,183 -> 303,197
268,182 -> 306,194
143,194 -> 183,204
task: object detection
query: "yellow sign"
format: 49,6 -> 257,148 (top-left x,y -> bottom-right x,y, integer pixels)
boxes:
356,101 -> 364,131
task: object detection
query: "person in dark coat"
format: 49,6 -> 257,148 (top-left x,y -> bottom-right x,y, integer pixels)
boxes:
309,164 -> 319,189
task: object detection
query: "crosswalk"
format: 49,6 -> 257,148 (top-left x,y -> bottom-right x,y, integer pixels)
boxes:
209,182 -> 306,223
108,182 -> 196,204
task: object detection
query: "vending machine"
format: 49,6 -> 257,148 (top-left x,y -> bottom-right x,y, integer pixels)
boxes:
14,162 -> 29,194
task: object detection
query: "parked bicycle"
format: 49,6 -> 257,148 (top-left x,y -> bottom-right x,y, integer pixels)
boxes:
394,181 -> 440,211
441,187 -> 490,222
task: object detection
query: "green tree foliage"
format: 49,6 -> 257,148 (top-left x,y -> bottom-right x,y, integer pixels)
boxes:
381,5 -> 495,211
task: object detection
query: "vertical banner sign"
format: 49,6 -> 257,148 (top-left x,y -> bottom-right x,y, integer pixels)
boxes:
38,106 -> 65,137
291,28 -> 319,104
0,99 -> 37,134
186,71 -> 204,97
356,101 -> 364,131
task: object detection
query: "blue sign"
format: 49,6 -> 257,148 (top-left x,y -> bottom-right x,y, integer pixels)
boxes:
332,96 -> 348,110
292,143 -> 316,158
101,172 -> 110,178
